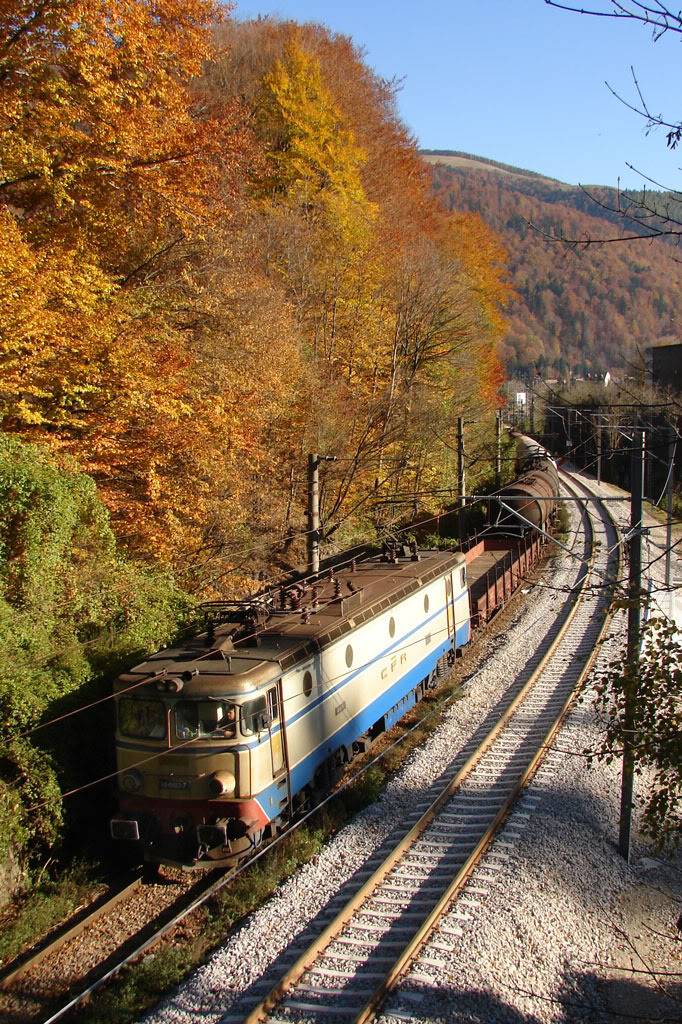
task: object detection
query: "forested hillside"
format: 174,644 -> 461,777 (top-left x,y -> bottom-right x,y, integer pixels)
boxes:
0,7 -> 511,876
424,151 -> 682,376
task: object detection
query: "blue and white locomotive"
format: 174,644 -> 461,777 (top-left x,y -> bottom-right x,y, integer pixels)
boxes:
110,543 -> 470,866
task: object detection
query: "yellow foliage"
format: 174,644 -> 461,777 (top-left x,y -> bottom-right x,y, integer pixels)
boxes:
257,41 -> 376,250
1,11 -> 513,593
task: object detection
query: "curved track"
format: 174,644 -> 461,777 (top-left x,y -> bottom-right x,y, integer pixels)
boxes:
234,471 -> 620,1024
0,472 -> 619,1024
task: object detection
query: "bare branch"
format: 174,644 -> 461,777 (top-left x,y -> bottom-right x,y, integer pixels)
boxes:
545,0 -> 682,35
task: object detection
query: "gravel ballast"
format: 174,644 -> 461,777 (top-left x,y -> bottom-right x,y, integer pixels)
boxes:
142,472 -> 680,1024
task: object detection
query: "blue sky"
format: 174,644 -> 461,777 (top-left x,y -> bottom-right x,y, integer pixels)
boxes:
232,0 -> 682,189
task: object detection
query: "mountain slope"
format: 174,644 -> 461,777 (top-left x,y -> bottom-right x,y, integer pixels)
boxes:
425,151 -> 682,375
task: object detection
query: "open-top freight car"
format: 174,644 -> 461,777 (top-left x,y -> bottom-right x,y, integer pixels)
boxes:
465,534 -> 544,627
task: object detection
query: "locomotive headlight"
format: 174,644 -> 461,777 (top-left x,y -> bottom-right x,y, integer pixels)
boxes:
120,769 -> 143,794
208,770 -> 236,798
156,676 -> 183,693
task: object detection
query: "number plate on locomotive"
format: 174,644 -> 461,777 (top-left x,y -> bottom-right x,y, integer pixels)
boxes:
160,778 -> 190,790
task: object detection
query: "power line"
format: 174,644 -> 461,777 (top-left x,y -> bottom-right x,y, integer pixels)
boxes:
10,426 -> 678,744
20,524 -> 587,811
7,481 -> 604,748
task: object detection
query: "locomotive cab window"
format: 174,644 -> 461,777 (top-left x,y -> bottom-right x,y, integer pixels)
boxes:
460,567 -> 467,588
267,686 -> 280,722
241,695 -> 269,736
174,700 -> 236,740
118,698 -> 166,739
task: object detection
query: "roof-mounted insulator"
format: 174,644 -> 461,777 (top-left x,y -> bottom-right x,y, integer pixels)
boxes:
302,607 -> 311,624
351,558 -> 357,572
334,579 -> 342,599
382,539 -> 399,563
348,580 -> 357,594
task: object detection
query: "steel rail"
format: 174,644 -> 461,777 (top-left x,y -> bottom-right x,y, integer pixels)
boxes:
23,555 -> 543,1024
24,865 -> 230,1024
354,469 -> 622,1024
0,874 -> 143,991
239,472 -> 612,1024
13,475 -> 590,1024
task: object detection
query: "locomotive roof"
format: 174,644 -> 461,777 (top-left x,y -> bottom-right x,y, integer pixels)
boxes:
115,548 -> 465,697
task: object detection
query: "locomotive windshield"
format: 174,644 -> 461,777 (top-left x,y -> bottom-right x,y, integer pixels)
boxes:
118,698 -> 166,739
174,700 -> 236,740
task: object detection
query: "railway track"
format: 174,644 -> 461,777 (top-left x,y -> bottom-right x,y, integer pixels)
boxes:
0,866 -> 225,1024
228,471 -> 620,1024
0,472 -> 619,1024
0,871 -> 143,992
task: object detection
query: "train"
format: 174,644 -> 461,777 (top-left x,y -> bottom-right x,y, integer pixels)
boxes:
110,444 -> 560,869
490,435 -> 559,533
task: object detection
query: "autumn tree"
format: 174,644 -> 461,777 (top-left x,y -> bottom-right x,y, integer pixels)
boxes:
0,0 -> 266,568
2,7 -> 513,585
429,159 -> 682,376
207,21 -> 512,548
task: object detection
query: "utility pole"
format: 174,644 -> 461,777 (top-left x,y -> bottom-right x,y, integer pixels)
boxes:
457,416 -> 466,506
529,389 -> 535,435
665,424 -> 676,589
566,408 -> 572,458
618,428 -> 645,863
307,453 -> 320,576
495,410 -> 502,489
307,453 -> 337,575
593,411 -> 602,485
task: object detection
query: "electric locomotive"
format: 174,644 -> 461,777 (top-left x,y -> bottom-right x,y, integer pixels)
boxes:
110,543 -> 471,867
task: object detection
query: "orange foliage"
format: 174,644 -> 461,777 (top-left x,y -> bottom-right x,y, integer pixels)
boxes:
1,10 -> 512,591
430,160 -> 682,376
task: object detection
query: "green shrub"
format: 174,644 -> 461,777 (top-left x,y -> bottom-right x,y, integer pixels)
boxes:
0,435 -> 192,873
0,859 -> 99,966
